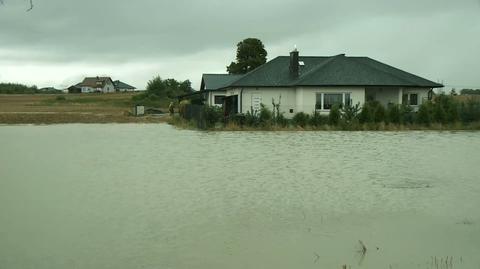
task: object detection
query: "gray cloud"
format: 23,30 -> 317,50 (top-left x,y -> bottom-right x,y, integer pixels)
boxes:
0,0 -> 479,89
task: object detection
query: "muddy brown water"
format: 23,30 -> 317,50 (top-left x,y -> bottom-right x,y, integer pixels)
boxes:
1,124 -> 479,269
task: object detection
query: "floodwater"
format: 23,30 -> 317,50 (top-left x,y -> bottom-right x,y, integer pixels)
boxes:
0,124 -> 479,269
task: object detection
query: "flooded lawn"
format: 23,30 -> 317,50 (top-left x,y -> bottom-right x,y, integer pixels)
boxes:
0,124 -> 479,269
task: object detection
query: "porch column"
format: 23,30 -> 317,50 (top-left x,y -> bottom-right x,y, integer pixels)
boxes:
398,88 -> 403,105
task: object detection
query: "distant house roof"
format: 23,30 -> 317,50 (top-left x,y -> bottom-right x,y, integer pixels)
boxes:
78,77 -> 114,88
39,87 -> 60,91
200,74 -> 244,91
211,54 -> 443,89
68,84 -> 81,89
113,80 -> 136,90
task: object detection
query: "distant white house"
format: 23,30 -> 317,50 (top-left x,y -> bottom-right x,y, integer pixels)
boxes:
197,49 -> 443,117
67,77 -> 136,93
77,77 -> 116,93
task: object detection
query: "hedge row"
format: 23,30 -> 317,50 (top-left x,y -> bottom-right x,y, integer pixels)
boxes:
201,95 -> 480,129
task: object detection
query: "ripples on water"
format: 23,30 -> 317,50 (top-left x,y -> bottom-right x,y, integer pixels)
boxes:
0,124 -> 479,269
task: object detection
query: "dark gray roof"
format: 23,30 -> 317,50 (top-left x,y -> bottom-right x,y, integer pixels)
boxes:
79,77 -> 114,87
223,54 -> 442,88
200,74 -> 244,91
113,80 -> 136,90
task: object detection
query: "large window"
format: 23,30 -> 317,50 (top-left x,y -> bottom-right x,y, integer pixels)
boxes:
315,93 -> 351,110
402,93 -> 419,106
323,94 -> 343,110
214,95 -> 225,105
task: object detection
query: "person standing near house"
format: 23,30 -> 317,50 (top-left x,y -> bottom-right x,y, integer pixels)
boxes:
168,102 -> 174,116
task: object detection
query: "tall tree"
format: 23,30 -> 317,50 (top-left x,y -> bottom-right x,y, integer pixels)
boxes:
145,76 -> 193,99
227,38 -> 267,74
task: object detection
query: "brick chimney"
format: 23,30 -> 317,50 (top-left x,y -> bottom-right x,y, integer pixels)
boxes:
289,48 -> 299,78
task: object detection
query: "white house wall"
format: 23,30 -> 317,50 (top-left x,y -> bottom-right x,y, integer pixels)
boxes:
238,87 -> 365,118
103,82 -> 115,93
213,86 -> 429,117
403,88 -> 430,111
240,88 -> 296,117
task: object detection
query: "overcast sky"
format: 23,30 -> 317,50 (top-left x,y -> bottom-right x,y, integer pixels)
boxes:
0,0 -> 479,90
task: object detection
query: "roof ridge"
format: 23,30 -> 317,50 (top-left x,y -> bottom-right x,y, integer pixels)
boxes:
293,54 -> 343,85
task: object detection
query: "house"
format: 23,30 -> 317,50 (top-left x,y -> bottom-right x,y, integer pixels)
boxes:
200,74 -> 244,106
77,76 -> 116,93
113,80 -> 136,92
199,50 -> 443,117
67,83 -> 82,93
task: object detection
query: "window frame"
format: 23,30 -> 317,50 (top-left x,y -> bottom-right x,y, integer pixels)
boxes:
213,95 -> 225,106
315,92 -> 352,111
403,93 -> 420,106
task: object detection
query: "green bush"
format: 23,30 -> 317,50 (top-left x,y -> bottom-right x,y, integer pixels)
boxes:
245,109 -> 260,127
258,104 -> 273,126
460,98 -> 480,123
203,105 -> 223,128
386,103 -> 401,124
373,102 -> 386,123
341,102 -> 360,124
232,114 -> 246,126
309,111 -> 328,127
359,101 -> 384,123
433,94 -> 459,123
274,113 -> 289,127
433,103 -> 447,124
329,105 -> 341,125
292,112 -> 310,127
417,102 -> 433,125
358,103 -> 373,123
400,104 -> 415,124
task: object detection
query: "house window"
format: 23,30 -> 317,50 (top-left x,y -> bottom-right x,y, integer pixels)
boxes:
323,94 -> 343,109
409,94 -> 418,105
315,93 -> 351,110
214,95 -> 225,105
315,93 -> 322,110
345,93 -> 351,106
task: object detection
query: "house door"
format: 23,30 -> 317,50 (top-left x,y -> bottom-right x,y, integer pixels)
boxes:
224,95 -> 238,117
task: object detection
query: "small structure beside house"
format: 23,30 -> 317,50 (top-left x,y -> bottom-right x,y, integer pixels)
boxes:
114,80 -> 136,92
196,49 -> 443,118
132,105 -> 145,116
67,83 -> 82,93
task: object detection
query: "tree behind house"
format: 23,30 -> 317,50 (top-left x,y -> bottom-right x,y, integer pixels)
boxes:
132,76 -> 194,107
227,38 -> 267,74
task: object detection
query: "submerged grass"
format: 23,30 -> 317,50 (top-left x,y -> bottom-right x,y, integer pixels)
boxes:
169,116 -> 480,131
